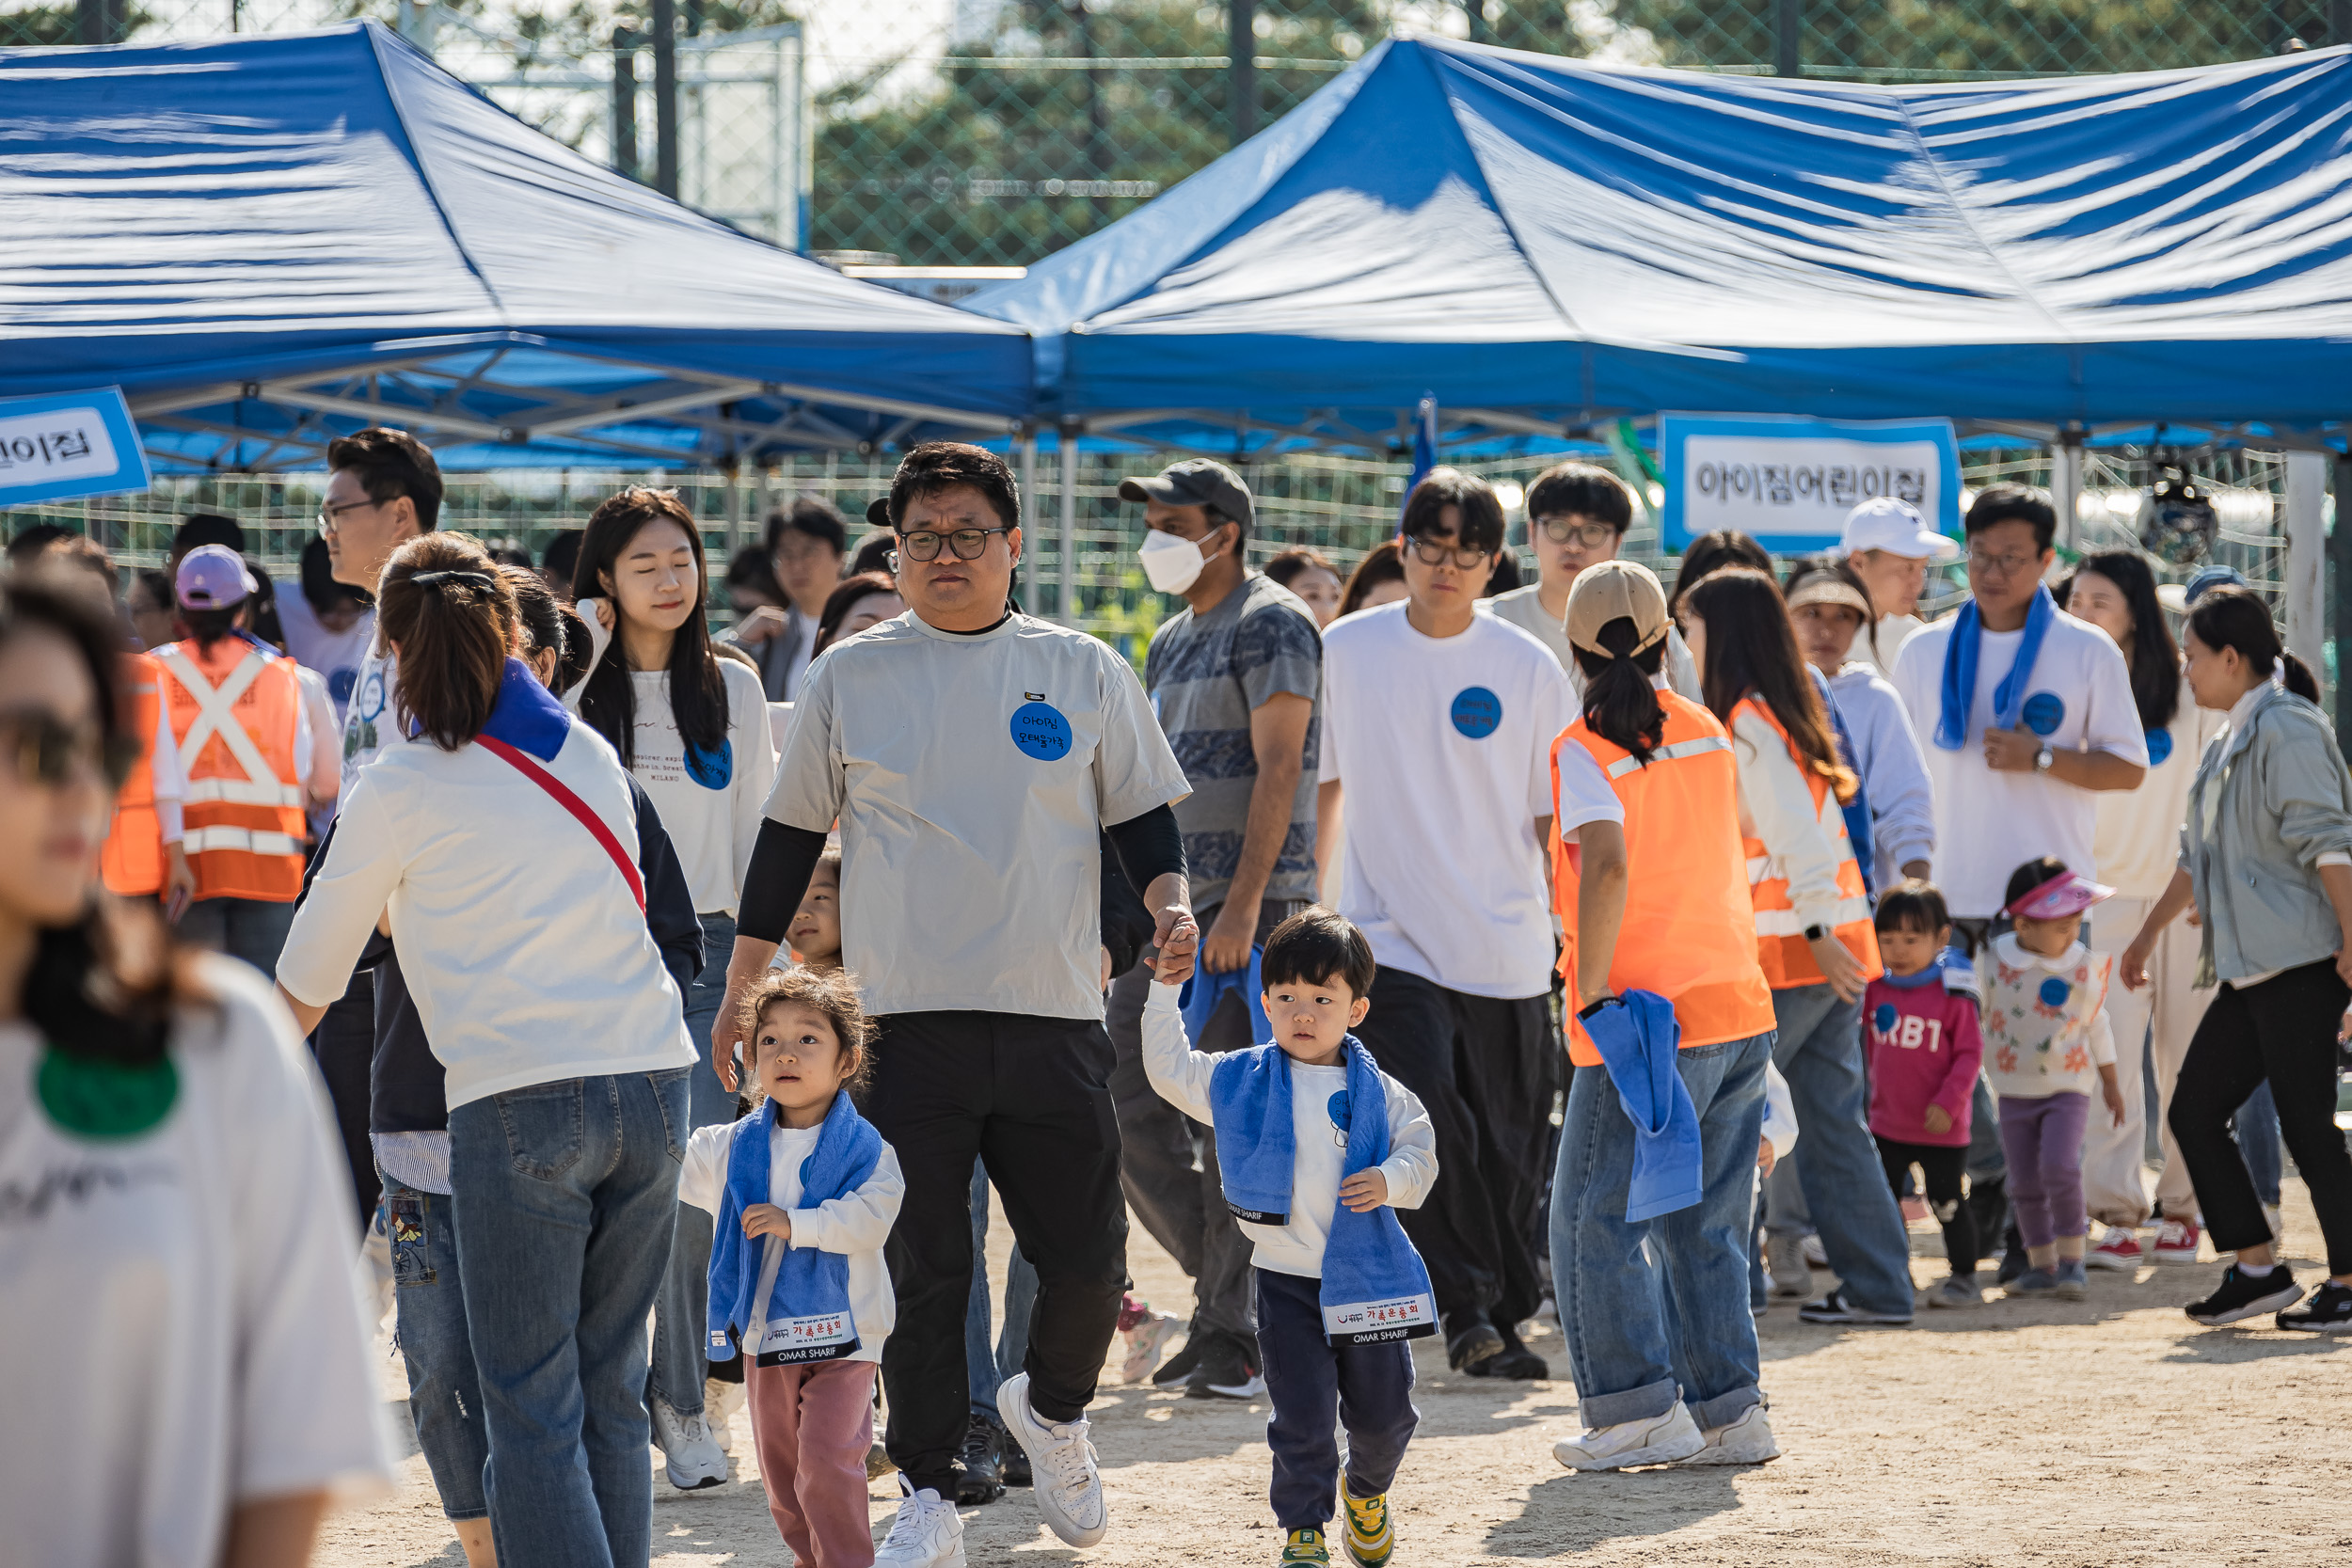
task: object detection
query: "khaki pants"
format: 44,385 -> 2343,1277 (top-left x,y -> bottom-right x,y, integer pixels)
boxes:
2084,895 -> 2213,1226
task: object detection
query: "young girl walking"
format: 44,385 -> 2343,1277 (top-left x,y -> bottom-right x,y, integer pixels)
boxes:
681,968 -> 904,1567
1982,857 -> 2126,1301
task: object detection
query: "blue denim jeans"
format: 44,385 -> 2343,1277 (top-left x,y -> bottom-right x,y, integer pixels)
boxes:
650,911 -> 738,1418
2235,1080 -> 2284,1207
1769,983 -> 1916,1318
1551,1028 -> 1773,1432
383,1170 -> 487,1520
966,1158 -> 1040,1418
178,893 -> 296,977
449,1067 -> 691,1568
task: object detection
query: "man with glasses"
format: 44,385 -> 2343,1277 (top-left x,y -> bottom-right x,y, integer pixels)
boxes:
1315,468 -> 1574,1381
1487,461 -> 1703,700
716,442 -> 1196,1568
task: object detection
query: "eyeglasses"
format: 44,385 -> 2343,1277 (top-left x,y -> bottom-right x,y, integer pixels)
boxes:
1965,546 -> 2042,578
317,496 -> 383,536
1403,536 -> 1492,569
1535,516 -> 1618,549
0,709 -> 137,790
897,526 -> 1010,562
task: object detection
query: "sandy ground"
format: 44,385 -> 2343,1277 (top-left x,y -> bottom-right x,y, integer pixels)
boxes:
319,1184 -> 2352,1568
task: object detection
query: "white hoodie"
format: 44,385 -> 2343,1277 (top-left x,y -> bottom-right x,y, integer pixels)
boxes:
1826,661 -> 1937,887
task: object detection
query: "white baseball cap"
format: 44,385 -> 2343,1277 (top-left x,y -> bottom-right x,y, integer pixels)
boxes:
1836,497 -> 1958,562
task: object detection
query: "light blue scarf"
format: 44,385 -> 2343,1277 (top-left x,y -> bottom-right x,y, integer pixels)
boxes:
1934,585 -> 2056,752
707,1089 -> 882,1365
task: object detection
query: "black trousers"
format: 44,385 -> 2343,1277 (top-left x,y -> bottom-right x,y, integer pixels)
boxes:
864,1009 -> 1128,1497
1257,1268 -> 1418,1530
2170,958 -> 2352,1275
1876,1136 -> 1979,1277
310,968 -> 378,1232
1348,966 -> 1558,1327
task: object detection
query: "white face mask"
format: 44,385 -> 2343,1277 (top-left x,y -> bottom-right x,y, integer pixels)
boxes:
1139,528 -> 1216,594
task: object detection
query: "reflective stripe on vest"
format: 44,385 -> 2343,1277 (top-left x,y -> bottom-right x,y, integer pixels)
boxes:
182,826 -> 304,857
1551,690 -> 1778,1068
101,652 -> 167,896
1733,695 -> 1882,990
153,641 -> 305,903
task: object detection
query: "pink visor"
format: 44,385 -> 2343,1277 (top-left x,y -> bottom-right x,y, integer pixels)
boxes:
2003,869 -> 2114,922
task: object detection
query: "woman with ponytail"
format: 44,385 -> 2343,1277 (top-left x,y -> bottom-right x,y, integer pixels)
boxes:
2121,586 -> 2352,1332
1543,560 -> 1789,1471
0,571 -> 392,1565
1680,567 -> 1914,1329
276,532 -> 700,1567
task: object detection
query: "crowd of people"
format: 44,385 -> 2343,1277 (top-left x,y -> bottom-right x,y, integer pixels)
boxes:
2,424 -> 2348,1568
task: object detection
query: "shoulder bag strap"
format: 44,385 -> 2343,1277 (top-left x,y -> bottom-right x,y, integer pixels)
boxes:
476,734 -> 646,912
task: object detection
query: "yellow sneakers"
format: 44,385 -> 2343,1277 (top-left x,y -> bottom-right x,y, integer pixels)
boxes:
1280,1528 -> 1332,1565
1342,1488 -> 1394,1568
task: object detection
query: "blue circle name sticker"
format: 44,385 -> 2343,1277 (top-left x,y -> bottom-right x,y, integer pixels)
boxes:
1873,1002 -> 1898,1034
1327,1088 -> 1352,1133
1009,702 -> 1072,761
1451,686 -> 1502,739
2038,976 -> 2071,1007
2145,726 -> 2174,767
2022,691 -> 2066,736
684,736 -> 733,790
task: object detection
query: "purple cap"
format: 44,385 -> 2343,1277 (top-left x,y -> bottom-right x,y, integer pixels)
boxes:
2003,869 -> 2115,922
175,544 -> 257,610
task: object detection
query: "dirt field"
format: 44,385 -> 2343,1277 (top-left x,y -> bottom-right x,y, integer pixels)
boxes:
318,1185 -> 2352,1568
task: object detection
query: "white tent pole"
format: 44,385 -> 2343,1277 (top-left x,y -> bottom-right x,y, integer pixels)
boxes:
2052,436 -> 2084,556
1058,423 -> 1079,627
2285,451 -> 2328,673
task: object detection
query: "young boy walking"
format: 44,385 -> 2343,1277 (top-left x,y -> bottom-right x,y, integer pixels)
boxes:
1141,909 -> 1438,1567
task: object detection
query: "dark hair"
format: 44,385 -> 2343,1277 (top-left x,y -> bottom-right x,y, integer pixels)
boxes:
2053,551 -> 2179,732
553,602 -> 595,692
1572,620 -> 1669,763
738,966 -> 873,1095
500,563 -> 567,673
725,545 -> 785,606
36,535 -> 119,597
2,575 -> 204,1066
1398,467 -> 1504,554
377,532 -> 516,750
180,606 -> 244,653
1874,879 -> 1951,937
486,544 -> 535,571
572,487 -> 728,769
814,571 -> 900,657
1261,906 -> 1377,1001
1526,462 -> 1633,533
1337,541 -> 1406,620
1784,556 -> 1881,667
1669,531 -> 1772,618
6,522 -> 73,567
765,495 -> 849,558
849,531 -> 899,578
326,427 -> 443,532
1964,483 -> 2057,552
885,442 -> 1021,531
241,557 -> 284,652
1687,567 -> 1858,804
541,529 -> 583,590
300,536 -> 368,615
2185,585 -> 2319,702
130,568 -> 173,614
1263,546 -> 1338,592
1483,550 -> 1523,596
2003,855 -> 2072,912
170,513 -> 245,560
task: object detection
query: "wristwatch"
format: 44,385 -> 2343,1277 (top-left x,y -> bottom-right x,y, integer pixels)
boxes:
1804,924 -> 1829,942
2033,744 -> 2056,773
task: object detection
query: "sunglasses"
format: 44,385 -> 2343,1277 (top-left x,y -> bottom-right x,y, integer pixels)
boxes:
0,708 -> 138,790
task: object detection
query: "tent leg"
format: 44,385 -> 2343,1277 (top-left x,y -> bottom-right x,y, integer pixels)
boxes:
2333,451 -> 2352,749
2286,450 -> 2328,677
1058,424 -> 1079,627
2052,436 -> 2084,555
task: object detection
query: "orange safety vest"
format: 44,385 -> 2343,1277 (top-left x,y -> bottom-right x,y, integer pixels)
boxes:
1732,695 -> 1882,990
100,651 -> 167,896
152,637 -> 307,903
1551,689 -> 1779,1068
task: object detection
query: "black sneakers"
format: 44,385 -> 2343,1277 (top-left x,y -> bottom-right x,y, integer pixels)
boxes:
1185,1330 -> 1267,1400
1464,1321 -> 1549,1380
2275,1279 -> 2352,1333
2185,1264 -> 2304,1325
1444,1308 -> 1506,1371
1149,1332 -> 1204,1390
953,1411 -> 1005,1504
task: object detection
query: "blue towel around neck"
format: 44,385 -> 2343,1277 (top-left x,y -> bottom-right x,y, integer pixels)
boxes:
1934,585 -> 2056,752
1581,990 -> 1705,1223
707,1089 -> 882,1365
1178,946 -> 1271,1048
1207,1038 -> 1438,1345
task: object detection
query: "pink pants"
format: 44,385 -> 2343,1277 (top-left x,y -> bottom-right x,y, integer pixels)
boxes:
746,1355 -> 879,1568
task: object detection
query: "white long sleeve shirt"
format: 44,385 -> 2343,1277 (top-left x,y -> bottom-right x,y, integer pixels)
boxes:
678,1117 -> 903,1364
1762,1061 -> 1799,1161
1729,705 -> 1856,932
1141,981 -> 1437,1280
1827,662 -> 1935,883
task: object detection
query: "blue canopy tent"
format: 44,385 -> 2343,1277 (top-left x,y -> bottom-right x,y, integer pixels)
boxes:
966,38 -> 2352,455
0,24 -> 1032,471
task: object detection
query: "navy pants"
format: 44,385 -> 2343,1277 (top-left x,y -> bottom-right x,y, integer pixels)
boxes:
1256,1268 -> 1418,1531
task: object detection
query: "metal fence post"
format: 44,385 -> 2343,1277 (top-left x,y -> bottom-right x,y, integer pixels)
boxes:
75,0 -> 125,45
612,28 -> 640,182
2334,451 -> 2352,749
652,0 -> 680,198
2285,451 -> 2328,676
1059,424 -> 1080,626
1229,0 -> 1256,145
1776,0 -> 1803,75
2052,434 -> 2084,555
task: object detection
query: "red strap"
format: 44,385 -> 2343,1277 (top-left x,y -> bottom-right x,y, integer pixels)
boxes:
477,735 -> 646,913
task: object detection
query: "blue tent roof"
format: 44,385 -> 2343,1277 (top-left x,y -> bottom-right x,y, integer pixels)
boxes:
0,24 -> 1032,470
967,39 -> 2352,445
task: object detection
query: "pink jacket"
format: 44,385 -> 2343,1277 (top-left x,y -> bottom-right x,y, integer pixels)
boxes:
1863,969 -> 1982,1148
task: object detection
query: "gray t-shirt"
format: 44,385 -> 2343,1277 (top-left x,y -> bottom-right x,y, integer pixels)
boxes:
766,611 -> 1190,1021
1144,574 -> 1323,910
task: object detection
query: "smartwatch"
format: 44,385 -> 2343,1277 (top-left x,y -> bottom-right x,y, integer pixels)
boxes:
1803,924 -> 1829,942
2034,744 -> 2056,773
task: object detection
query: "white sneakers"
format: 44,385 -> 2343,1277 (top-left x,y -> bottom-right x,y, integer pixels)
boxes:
649,1394 -> 728,1491
1120,1310 -> 1185,1385
1554,1402 -> 1779,1471
1765,1234 -> 1813,1298
1552,1403 -> 1706,1471
875,1481 -> 967,1568
998,1371 -> 1108,1547
705,1375 -> 747,1457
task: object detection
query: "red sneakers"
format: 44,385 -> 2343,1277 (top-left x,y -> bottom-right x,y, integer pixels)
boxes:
2153,1216 -> 2202,1264
2086,1227 -> 2143,1272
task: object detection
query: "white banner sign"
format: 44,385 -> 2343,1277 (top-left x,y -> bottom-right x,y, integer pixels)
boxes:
1660,414 -> 1961,551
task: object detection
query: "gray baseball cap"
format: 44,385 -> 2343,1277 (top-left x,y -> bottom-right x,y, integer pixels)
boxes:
1118,458 -> 1253,531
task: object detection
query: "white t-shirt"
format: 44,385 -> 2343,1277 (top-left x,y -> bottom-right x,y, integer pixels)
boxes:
277,592 -> 375,723
1889,610 -> 2148,919
1319,602 -> 1574,998
677,1117 -> 904,1364
1486,583 -> 1703,703
340,643 -> 399,804
1549,672 -> 1670,843
767,611 -> 1191,1021
0,958 -> 397,1568
2094,690 -> 2224,900
1861,612 -> 1928,680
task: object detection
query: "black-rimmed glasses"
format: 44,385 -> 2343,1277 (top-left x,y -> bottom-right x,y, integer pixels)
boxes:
898,526 -> 1010,562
